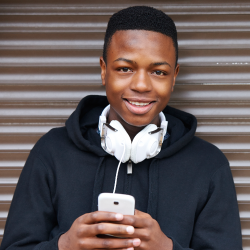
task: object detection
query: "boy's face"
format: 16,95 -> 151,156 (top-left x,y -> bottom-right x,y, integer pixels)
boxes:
100,30 -> 179,127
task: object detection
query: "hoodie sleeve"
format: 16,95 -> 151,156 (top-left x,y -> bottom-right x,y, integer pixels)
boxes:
0,151 -> 62,250
170,164 -> 242,250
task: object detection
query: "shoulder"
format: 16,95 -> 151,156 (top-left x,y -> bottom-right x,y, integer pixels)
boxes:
160,135 -> 229,180
34,126 -> 69,150
29,126 -> 74,164
182,135 -> 229,175
190,136 -> 227,161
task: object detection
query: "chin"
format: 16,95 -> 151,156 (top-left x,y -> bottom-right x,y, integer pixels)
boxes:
131,123 -> 148,128
123,117 -> 151,128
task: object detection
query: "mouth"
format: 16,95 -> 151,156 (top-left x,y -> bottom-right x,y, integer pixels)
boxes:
127,100 -> 152,107
123,98 -> 156,115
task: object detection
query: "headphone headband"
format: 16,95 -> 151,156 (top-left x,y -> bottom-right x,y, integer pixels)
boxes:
99,104 -> 167,136
99,105 -> 168,163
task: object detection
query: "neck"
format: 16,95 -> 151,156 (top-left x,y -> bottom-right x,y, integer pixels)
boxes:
107,106 -> 160,141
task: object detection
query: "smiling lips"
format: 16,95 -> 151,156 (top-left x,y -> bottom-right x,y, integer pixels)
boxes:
128,100 -> 150,106
124,99 -> 155,115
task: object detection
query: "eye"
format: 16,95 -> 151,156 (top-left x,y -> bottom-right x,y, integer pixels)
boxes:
118,67 -> 132,73
153,70 -> 166,76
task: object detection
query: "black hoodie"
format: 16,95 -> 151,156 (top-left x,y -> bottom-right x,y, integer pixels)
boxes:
0,95 -> 242,250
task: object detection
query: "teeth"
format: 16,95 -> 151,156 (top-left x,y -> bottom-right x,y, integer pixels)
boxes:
128,101 -> 150,106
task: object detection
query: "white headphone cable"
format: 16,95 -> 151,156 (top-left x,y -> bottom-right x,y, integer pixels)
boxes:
113,142 -> 126,193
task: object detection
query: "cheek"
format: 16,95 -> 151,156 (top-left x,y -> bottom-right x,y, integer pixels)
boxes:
105,74 -> 130,96
156,82 -> 173,99
105,75 -> 116,95
104,80 -> 125,108
105,83 -> 123,98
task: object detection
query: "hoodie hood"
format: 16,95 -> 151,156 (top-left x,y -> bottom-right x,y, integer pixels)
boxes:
66,95 -> 197,159
66,95 -> 109,156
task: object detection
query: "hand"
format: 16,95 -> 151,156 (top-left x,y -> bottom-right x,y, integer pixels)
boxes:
58,211 -> 141,250
119,210 -> 173,250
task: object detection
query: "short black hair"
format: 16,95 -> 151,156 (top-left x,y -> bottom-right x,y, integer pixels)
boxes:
103,6 -> 178,67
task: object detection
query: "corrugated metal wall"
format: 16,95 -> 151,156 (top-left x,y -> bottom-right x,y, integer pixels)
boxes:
0,0 -> 250,248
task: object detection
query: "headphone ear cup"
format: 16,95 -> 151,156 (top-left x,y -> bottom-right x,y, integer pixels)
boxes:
131,124 -> 157,163
107,120 -> 131,162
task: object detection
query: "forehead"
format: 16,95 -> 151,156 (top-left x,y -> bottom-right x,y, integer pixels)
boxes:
107,30 -> 176,63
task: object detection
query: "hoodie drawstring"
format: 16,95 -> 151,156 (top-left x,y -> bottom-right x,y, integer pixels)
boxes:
91,157 -> 106,212
147,159 -> 159,220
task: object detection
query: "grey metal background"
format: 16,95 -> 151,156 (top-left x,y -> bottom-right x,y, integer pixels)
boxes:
0,0 -> 250,248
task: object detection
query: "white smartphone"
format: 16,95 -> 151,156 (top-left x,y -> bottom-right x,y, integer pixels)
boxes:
98,193 -> 135,215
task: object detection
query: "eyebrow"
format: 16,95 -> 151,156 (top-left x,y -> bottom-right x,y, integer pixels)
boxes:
151,61 -> 171,67
114,58 -> 171,68
113,58 -> 137,64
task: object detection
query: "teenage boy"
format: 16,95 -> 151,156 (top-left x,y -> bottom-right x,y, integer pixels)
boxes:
0,6 -> 242,250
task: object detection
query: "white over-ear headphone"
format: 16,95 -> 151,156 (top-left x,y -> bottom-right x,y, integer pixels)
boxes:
99,105 -> 168,164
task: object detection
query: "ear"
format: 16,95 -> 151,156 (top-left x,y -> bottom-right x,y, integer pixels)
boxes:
100,57 -> 107,86
172,64 -> 179,92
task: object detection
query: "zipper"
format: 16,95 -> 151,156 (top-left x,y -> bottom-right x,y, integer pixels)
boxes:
127,159 -> 132,174
125,160 -> 133,195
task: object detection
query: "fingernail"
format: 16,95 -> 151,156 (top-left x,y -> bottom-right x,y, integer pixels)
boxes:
133,238 -> 141,247
127,248 -> 134,250
115,213 -> 123,220
126,226 -> 134,234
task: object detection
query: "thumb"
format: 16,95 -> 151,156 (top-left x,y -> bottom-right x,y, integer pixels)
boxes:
135,209 -> 148,216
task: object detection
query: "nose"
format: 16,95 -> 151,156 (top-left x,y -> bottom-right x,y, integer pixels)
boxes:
130,69 -> 152,93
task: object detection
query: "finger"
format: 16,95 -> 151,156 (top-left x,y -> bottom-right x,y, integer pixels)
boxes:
108,228 -> 150,240
79,237 -> 141,249
79,211 -> 124,224
83,223 -> 135,237
94,248 -> 134,250
93,248 -> 134,250
134,209 -> 145,216
132,228 -> 151,241
117,214 -> 152,228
